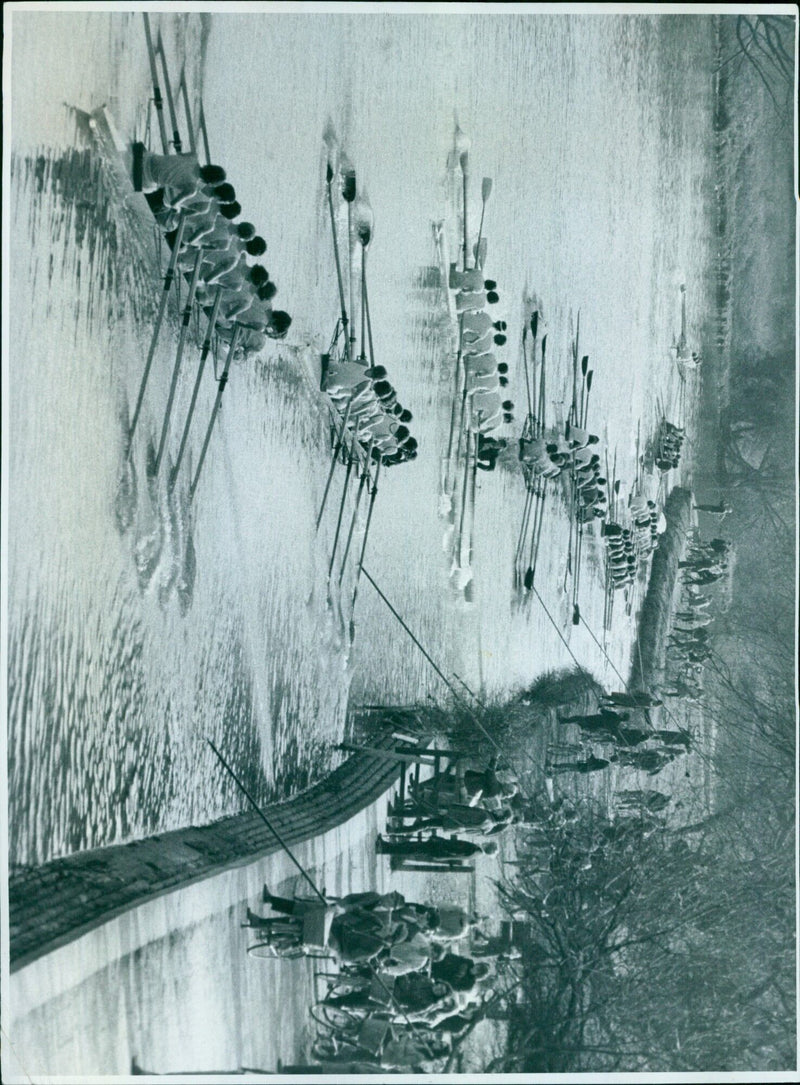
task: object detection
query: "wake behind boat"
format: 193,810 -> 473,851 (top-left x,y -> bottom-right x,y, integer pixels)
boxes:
436,126 -> 515,603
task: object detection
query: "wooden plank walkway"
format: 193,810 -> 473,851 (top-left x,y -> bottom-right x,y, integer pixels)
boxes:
9,732 -> 406,972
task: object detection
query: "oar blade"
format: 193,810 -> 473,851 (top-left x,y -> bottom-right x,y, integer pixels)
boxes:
581,354 -> 589,377
530,311 -> 539,339
481,176 -> 493,201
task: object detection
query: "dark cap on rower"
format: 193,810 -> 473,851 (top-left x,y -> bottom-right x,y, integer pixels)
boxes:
219,201 -> 241,220
487,291 -> 499,304
213,182 -> 236,204
267,310 -> 292,337
200,164 -> 226,184
236,222 -> 257,240
249,265 -> 270,287
246,236 -> 267,257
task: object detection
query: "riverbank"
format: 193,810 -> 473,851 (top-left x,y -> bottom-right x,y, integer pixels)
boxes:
629,486 -> 695,692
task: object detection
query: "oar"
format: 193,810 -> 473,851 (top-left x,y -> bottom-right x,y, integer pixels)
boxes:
534,485 -> 548,589
570,312 -> 580,425
142,14 -> 168,152
474,177 -> 492,261
522,490 -> 540,592
360,252 -> 368,360
349,458 -> 381,641
128,214 -> 187,448
189,323 -> 242,503
460,150 -> 470,271
456,424 -> 473,566
325,162 -> 350,354
170,287 -> 223,491
362,247 -> 377,369
577,353 -> 589,430
356,197 -> 372,361
444,330 -> 465,497
340,154 -> 357,357
581,369 -> 594,430
466,423 -> 480,569
564,465 -> 576,592
197,99 -> 211,165
530,312 -> 539,430
514,488 -> 534,587
327,424 -> 360,583
156,30 -> 182,153
521,326 -> 533,418
178,65 -> 197,155
315,397 -> 353,531
338,437 -> 375,586
154,249 -> 204,475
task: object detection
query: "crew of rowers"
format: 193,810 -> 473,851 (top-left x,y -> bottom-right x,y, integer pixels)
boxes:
520,423 -> 607,516
656,420 -> 685,472
450,266 -> 515,436
602,521 -> 640,589
133,146 -> 292,355
602,495 -> 663,590
321,355 -> 418,466
629,493 -> 663,556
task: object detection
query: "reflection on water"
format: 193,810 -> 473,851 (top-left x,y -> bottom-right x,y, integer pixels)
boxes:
8,137 -> 354,863
9,12 -> 716,867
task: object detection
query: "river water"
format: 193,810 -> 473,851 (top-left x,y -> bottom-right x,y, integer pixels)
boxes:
5,8 -> 728,1076
8,11 -> 714,867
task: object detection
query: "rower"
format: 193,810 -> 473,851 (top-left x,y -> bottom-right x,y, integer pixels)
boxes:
467,369 -> 501,397
236,283 -> 278,335
449,265 -> 483,291
461,311 -> 506,340
456,289 -> 487,314
564,424 -> 599,451
323,359 -> 372,397
463,350 -> 497,377
461,329 -> 501,356
133,144 -> 225,197
266,310 -> 292,339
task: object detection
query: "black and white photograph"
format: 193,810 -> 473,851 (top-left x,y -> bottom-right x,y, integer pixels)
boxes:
2,3 -> 797,1079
